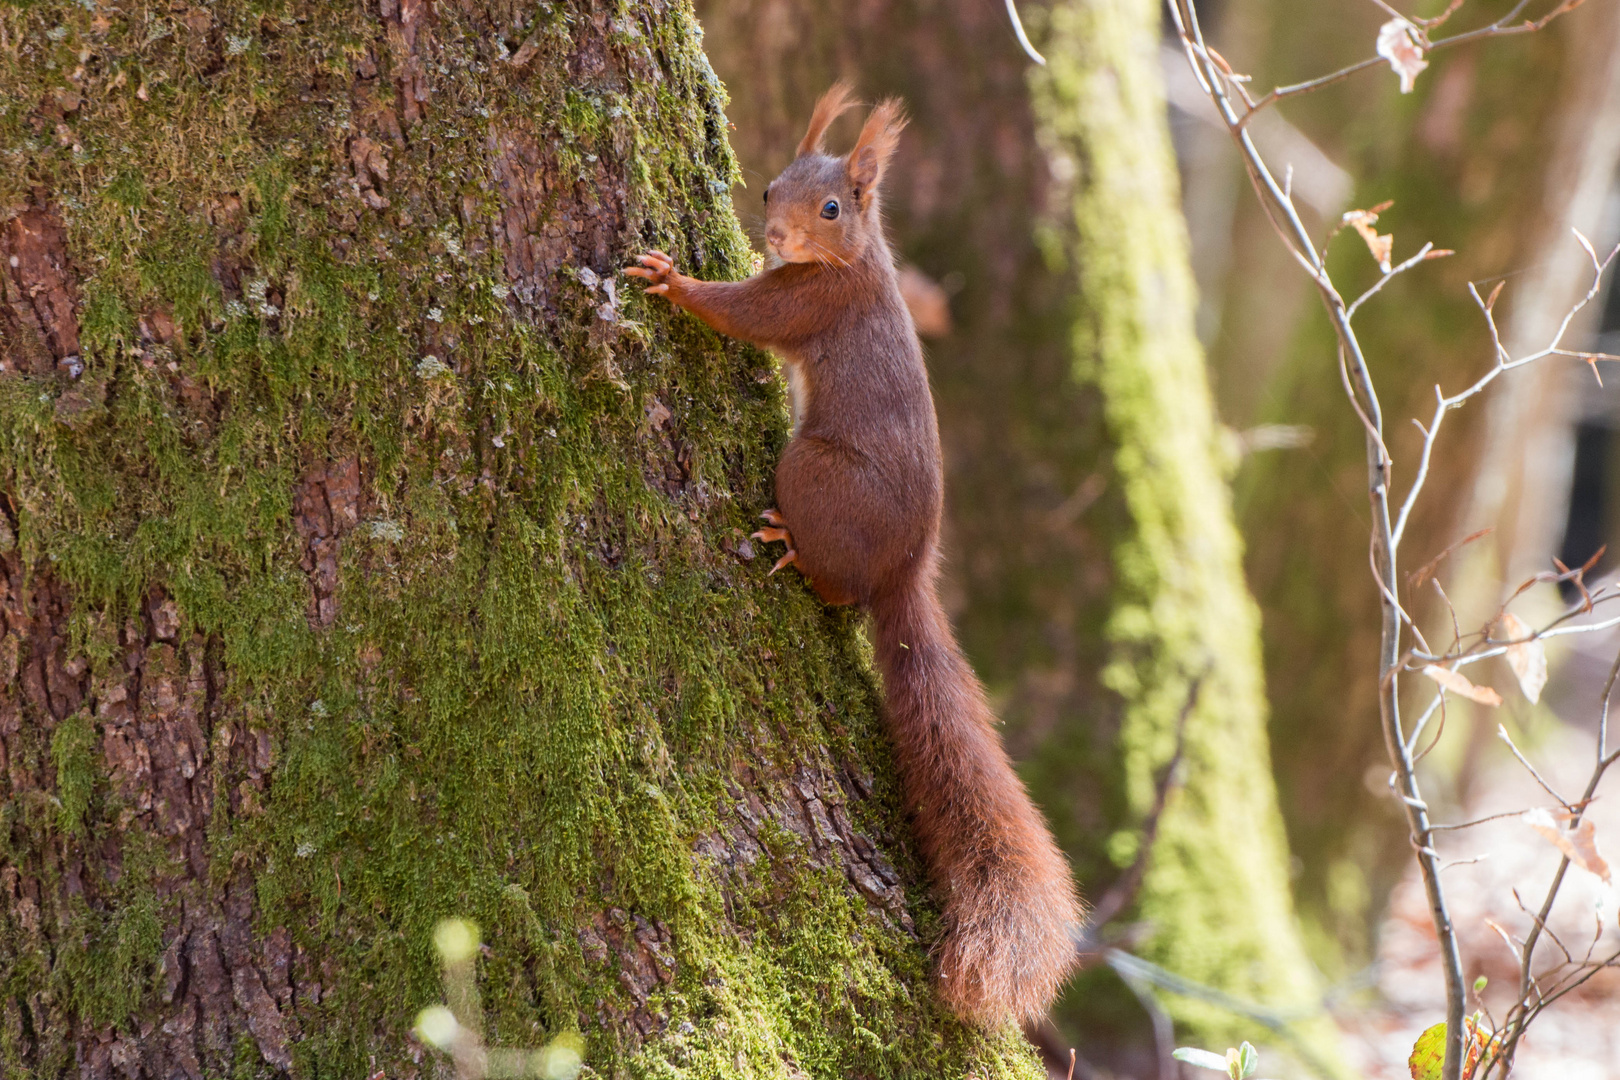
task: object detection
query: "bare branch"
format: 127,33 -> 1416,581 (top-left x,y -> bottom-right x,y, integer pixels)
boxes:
1497,725 -> 1576,812
1348,241 -> 1450,319
1429,807 -> 1546,832
1405,691 -> 1444,757
1407,527 -> 1493,591
1003,0 -> 1045,66
1166,6 -> 1609,1077
1599,645 -> 1620,762
1081,677 -> 1203,935
1242,0 -> 1591,120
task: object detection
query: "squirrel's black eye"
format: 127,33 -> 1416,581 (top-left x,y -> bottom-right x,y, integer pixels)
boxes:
820,199 -> 840,220
763,187 -> 770,204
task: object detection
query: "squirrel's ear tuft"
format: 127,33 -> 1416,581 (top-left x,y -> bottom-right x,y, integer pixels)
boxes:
848,99 -> 908,203
797,82 -> 858,159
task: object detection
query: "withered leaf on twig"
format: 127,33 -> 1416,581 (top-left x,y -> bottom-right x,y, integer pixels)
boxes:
1422,665 -> 1503,706
1343,204 -> 1395,273
1496,612 -> 1548,705
1377,18 -> 1429,94
1523,808 -> 1611,884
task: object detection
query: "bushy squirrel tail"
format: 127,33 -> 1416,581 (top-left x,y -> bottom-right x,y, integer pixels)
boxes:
870,565 -> 1082,1026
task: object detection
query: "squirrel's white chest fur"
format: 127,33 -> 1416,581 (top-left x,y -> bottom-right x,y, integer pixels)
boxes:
783,356 -> 810,432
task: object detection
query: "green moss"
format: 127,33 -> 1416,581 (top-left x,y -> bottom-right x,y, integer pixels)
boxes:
54,838 -> 166,1028
49,711 -> 96,838
0,0 -> 1041,1076
1028,0 -> 1346,1068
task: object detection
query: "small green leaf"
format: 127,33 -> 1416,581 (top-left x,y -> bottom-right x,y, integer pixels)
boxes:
1473,975 -> 1488,994
1173,1048 -> 1233,1073
1409,1022 -> 1446,1080
1237,1042 -> 1259,1079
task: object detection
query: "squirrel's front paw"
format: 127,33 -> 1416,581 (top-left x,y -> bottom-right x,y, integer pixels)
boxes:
625,250 -> 678,297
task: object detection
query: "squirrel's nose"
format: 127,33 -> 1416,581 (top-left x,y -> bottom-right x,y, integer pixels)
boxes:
765,226 -> 787,249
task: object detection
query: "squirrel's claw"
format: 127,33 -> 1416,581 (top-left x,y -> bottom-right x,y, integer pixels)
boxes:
758,508 -> 786,528
625,251 -> 677,286
751,515 -> 798,575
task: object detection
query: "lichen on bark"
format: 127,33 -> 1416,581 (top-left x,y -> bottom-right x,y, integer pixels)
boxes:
0,0 -> 1043,1076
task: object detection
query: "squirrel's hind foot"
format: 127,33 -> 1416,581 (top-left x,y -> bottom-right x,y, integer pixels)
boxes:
752,511 -> 798,574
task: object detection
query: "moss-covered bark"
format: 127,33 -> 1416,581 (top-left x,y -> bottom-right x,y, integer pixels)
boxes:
695,0 -> 1338,1067
0,1 -> 1045,1076
1027,3 -> 1339,1060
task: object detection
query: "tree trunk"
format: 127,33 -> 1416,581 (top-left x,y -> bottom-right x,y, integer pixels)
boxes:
0,1 -> 1044,1076
695,0 -> 1337,1068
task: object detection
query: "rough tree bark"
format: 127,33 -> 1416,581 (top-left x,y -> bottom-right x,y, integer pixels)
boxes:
696,0 -> 1338,1067
0,1 -> 1044,1076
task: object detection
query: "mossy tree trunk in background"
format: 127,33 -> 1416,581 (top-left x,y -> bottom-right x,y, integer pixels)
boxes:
696,0 -> 1338,1069
1203,0 -> 1619,967
0,1 -> 1045,1077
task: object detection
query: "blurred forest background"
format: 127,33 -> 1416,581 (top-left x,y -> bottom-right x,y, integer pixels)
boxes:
697,0 -> 1620,1074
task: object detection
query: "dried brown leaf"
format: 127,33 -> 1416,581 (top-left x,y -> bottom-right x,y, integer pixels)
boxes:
1343,207 -> 1395,273
1523,808 -> 1611,884
1422,665 -> 1503,706
1497,612 -> 1547,705
1377,18 -> 1429,94
1485,280 -> 1506,312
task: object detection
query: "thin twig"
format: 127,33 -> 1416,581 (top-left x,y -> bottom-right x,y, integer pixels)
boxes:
1111,959 -> 1176,1080
1240,0 -> 1590,121
1082,676 -> 1204,936
1496,725 -> 1575,812
1105,950 -> 1346,1080
1003,0 -> 1045,66
1599,645 -> 1620,762
1513,888 -> 1576,966
1412,602 -> 1620,669
1390,237 -> 1618,548
1494,675 -> 1620,1073
1428,806 -> 1568,833
1348,242 -> 1448,319
1405,692 -> 1444,757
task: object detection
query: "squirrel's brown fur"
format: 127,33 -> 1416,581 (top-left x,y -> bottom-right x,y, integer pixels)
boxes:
627,84 -> 1081,1027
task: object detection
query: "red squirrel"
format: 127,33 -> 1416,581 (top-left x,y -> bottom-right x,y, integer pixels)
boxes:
626,84 -> 1081,1027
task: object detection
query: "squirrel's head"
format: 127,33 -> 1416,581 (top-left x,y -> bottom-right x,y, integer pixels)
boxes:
762,83 -> 907,267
